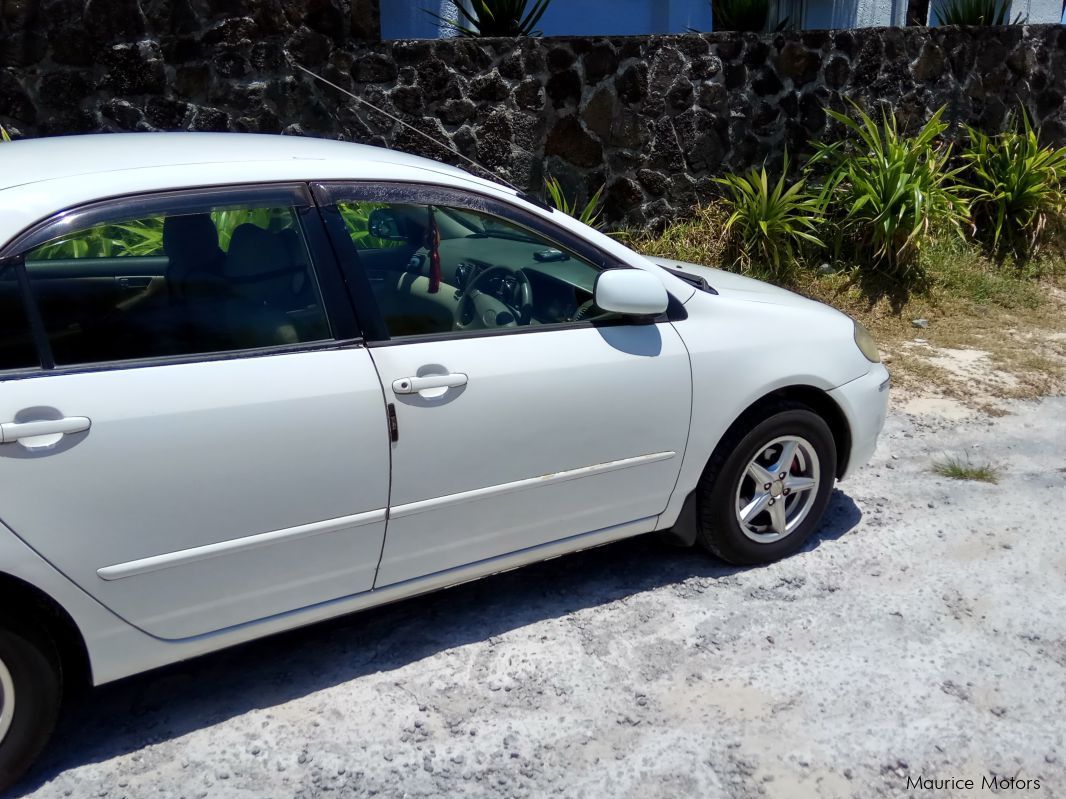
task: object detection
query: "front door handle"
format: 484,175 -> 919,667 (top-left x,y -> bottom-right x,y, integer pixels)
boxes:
1,416 -> 91,444
392,373 -> 468,395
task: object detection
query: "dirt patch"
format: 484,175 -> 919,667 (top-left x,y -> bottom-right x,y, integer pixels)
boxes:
879,285 -> 1066,412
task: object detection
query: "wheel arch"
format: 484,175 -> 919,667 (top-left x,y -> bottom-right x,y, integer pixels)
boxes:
0,572 -> 91,699
762,385 -> 851,479
661,384 -> 851,547
703,385 -> 852,481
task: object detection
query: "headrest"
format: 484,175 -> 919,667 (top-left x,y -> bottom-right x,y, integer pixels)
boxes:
224,224 -> 292,280
162,214 -> 221,264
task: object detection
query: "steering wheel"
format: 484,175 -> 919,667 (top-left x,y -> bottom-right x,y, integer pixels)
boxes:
455,265 -> 534,330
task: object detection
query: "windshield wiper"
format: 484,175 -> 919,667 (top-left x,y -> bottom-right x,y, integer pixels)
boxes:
661,266 -> 718,295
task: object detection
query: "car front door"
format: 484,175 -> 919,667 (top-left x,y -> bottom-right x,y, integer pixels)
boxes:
0,185 -> 391,640
318,184 -> 693,587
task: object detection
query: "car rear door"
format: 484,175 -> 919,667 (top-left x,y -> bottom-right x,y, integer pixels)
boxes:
318,183 -> 693,587
0,184 -> 391,640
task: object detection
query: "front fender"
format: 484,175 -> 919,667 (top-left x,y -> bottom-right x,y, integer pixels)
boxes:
656,291 -> 870,530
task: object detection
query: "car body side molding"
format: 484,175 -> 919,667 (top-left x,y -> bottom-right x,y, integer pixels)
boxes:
96,509 -> 388,581
387,451 -> 677,521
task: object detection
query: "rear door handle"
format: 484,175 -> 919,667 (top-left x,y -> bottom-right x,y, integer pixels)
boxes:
392,373 -> 468,394
1,416 -> 91,444
117,276 -> 153,290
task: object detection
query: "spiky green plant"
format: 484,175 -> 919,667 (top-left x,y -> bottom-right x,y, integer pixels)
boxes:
934,0 -> 1023,25
0,125 -> 11,142
27,209 -> 291,261
714,156 -> 825,279
961,110 -> 1066,259
427,0 -> 552,37
336,202 -> 405,249
810,103 -> 968,276
544,176 -> 605,229
29,219 -> 166,260
710,0 -> 790,31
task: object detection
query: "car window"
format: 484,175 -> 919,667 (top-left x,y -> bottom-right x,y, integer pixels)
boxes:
336,201 -> 610,339
0,262 -> 39,370
20,203 -> 331,367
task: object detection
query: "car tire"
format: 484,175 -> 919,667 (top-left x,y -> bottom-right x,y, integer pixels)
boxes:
696,402 -> 837,565
0,624 -> 61,794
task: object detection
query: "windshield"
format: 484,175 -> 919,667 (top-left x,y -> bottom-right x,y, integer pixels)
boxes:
439,207 -> 541,244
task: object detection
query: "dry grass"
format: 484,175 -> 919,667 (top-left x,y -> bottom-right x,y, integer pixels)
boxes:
633,204 -> 731,268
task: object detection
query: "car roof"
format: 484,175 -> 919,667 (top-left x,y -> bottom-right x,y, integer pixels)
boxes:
0,132 -> 518,250
0,132 -> 685,297
0,132 -> 488,193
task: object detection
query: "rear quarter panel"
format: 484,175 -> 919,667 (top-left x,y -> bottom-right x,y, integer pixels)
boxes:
0,521 -> 137,684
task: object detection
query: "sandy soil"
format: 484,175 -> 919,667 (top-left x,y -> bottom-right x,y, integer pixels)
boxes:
13,394 -> 1066,799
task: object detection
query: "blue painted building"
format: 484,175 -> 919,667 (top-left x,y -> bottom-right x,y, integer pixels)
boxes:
380,0 -> 1061,38
381,0 -> 712,39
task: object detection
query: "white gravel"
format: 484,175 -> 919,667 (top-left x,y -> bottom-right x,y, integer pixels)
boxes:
15,396 -> 1066,799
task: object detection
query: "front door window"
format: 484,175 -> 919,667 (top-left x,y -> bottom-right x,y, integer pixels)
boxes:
336,201 -> 613,339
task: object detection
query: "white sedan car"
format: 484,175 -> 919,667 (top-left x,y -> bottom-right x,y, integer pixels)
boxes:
0,133 -> 889,788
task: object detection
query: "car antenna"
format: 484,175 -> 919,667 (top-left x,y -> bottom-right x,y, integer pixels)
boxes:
293,62 -> 554,212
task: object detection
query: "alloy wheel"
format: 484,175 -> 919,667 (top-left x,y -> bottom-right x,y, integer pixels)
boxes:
0,654 -> 14,745
734,435 -> 821,544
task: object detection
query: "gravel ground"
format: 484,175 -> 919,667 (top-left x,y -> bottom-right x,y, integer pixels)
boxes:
15,395 -> 1066,799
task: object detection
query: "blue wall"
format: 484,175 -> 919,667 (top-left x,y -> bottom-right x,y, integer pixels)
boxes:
380,0 -> 713,40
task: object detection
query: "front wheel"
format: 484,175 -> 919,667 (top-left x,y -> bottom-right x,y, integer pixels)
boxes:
0,625 -> 61,793
697,404 -> 837,565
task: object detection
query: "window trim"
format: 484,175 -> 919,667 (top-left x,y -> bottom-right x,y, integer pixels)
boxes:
11,255 -> 55,369
311,180 -> 647,344
0,254 -> 50,370
312,180 -> 620,268
0,182 -> 363,378
0,184 -> 314,259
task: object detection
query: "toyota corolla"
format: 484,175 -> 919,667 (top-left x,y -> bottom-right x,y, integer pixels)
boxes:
0,133 -> 889,788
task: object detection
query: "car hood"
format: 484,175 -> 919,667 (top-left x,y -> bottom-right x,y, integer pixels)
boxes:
648,257 -> 817,308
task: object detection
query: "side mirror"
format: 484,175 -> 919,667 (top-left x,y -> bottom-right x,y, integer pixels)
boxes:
368,208 -> 408,241
593,269 -> 669,317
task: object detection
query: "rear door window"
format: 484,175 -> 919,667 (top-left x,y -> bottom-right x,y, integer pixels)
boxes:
20,203 -> 331,366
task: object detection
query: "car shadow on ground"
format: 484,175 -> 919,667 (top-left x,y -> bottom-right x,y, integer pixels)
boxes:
19,490 -> 861,794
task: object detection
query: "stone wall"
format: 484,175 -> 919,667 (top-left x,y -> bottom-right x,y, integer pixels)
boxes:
2,1 -> 1065,229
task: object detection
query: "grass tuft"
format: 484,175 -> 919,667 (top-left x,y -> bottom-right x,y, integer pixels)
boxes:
932,455 -> 1000,483
632,203 -> 732,267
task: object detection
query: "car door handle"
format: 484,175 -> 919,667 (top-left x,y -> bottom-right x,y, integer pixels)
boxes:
392,373 -> 468,394
117,276 -> 153,290
1,416 -> 92,444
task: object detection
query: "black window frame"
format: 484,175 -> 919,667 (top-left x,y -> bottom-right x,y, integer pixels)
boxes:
0,254 -> 48,373
0,183 -> 361,380
311,180 -> 684,347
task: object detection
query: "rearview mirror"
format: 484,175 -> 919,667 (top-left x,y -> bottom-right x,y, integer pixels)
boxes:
368,208 -> 408,242
593,269 -> 669,317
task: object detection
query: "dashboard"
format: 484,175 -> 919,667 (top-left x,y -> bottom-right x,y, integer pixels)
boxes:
452,259 -> 593,324
439,236 -> 599,324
